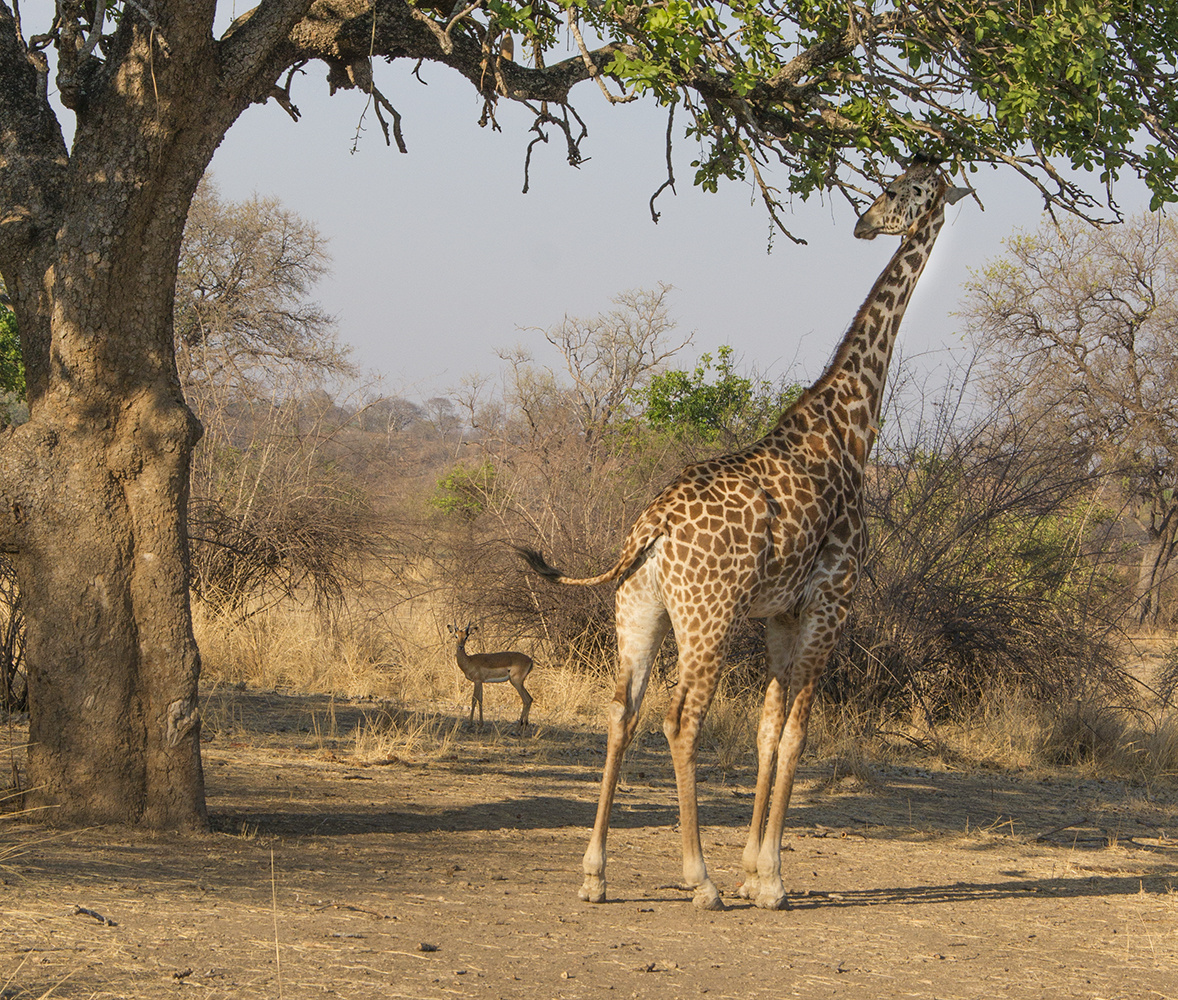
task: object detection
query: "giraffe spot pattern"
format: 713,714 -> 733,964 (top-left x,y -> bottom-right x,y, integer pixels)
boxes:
531,163 -> 965,910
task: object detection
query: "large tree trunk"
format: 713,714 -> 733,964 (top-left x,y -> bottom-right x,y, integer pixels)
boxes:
14,379 -> 207,827
0,5 -> 256,828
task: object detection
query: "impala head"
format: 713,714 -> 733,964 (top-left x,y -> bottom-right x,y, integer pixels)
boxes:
853,161 -> 972,241
448,623 -> 478,643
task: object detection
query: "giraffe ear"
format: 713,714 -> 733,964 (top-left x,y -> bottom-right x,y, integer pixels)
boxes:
945,185 -> 973,206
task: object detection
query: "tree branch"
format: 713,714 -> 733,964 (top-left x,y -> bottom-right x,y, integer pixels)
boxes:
219,0 -> 318,94
0,2 -> 68,273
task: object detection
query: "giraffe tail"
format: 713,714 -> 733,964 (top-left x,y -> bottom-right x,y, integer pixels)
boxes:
513,542 -> 652,588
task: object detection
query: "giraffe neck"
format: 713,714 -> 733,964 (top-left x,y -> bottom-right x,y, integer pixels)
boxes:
803,201 -> 948,439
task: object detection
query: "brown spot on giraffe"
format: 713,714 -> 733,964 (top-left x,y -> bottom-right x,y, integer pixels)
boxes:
516,162 -> 973,912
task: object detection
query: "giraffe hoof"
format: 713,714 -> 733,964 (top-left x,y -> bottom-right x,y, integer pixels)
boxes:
579,877 -> 606,904
754,890 -> 790,911
693,882 -> 725,911
736,876 -> 758,900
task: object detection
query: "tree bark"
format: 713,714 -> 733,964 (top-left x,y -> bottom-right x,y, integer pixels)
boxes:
0,4 -> 258,827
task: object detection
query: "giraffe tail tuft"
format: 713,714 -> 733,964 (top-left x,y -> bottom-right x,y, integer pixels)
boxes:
513,546 -> 566,581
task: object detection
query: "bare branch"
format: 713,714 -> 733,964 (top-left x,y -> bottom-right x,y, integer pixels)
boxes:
648,101 -> 676,224
566,8 -> 635,106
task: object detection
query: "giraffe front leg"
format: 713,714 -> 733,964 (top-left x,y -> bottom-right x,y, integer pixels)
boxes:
665,682 -> 724,911
754,677 -> 820,910
739,674 -> 788,901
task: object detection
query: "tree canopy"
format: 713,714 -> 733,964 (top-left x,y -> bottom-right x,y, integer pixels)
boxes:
6,2 -> 1178,250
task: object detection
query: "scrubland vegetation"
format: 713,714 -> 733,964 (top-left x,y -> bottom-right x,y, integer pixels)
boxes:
3,189 -> 1177,794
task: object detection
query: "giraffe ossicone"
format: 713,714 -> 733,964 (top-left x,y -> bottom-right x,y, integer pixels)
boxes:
518,161 -> 972,911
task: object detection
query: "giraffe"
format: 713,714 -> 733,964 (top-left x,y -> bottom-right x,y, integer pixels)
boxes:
517,161 -> 973,911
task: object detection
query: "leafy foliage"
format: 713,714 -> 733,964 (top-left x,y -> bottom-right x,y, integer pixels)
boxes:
431,461 -> 498,517
452,0 -> 1178,229
637,345 -> 802,446
0,304 -> 22,399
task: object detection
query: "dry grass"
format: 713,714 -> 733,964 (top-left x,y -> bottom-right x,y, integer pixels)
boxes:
194,602 -> 400,699
194,596 -> 1178,788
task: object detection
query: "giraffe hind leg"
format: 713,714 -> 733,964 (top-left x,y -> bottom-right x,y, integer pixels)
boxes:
664,635 -> 731,912
581,585 -> 669,904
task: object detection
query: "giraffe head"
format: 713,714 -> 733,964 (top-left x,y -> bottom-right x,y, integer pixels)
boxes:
853,161 -> 972,241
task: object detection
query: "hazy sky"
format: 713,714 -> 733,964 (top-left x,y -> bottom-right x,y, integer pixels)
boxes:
201,34 -> 1154,405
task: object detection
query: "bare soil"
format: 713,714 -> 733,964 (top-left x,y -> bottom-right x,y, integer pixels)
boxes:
3,690 -> 1177,1000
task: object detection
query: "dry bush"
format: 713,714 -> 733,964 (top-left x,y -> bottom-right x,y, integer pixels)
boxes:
189,394 -> 382,617
823,392 -> 1129,720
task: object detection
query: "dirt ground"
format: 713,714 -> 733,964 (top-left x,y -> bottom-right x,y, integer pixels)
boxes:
3,691 -> 1178,1000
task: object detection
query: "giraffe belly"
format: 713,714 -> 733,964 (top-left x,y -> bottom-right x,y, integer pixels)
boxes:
746,577 -> 809,619
745,531 -> 838,618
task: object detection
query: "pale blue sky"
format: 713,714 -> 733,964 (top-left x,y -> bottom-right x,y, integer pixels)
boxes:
211,61 -> 1140,403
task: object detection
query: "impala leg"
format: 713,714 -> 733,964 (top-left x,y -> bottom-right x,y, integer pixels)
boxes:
581,583 -> 668,904
664,645 -> 725,911
472,682 -> 484,729
511,673 -> 533,732
740,614 -> 797,901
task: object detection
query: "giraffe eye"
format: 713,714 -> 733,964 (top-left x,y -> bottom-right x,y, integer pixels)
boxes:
912,186 -> 922,196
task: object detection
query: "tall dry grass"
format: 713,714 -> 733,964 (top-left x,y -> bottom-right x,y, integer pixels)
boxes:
194,590 -> 1178,786
195,602 -> 399,699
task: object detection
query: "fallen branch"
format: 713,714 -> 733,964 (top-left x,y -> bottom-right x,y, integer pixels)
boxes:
72,904 -> 116,926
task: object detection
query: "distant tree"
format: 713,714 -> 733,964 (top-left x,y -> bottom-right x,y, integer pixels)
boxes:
358,396 -> 424,436
524,286 -> 692,453
638,345 -> 803,449
176,178 -> 354,405
960,213 -> 1178,625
